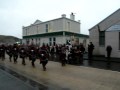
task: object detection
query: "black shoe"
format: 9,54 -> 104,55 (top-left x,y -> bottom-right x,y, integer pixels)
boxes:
43,67 -> 46,71
22,63 -> 26,65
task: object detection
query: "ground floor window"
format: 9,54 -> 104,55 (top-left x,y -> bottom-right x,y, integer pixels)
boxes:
49,37 -> 56,46
26,39 -> 29,45
119,32 -> 120,50
66,40 -> 71,45
99,31 -> 105,46
53,37 -> 56,46
83,39 -> 86,46
36,38 -> 37,45
35,38 -> 40,46
39,38 -> 40,46
49,38 -> 52,46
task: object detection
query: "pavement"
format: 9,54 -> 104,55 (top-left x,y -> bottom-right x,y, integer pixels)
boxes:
83,53 -> 120,63
0,55 -> 120,90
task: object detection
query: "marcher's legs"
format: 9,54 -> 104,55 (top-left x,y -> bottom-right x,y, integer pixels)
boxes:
31,59 -> 35,67
22,58 -> 26,65
9,55 -> 12,62
42,61 -> 47,71
14,55 -> 18,63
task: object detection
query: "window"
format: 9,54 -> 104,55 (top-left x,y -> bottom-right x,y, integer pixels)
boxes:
39,38 -> 40,46
119,32 -> 120,50
66,40 -> 69,44
26,39 -> 29,44
46,24 -> 48,32
83,39 -> 86,46
66,40 -> 71,45
31,39 -> 34,45
36,38 -> 37,45
49,38 -> 52,46
37,26 -> 38,34
67,22 -> 70,31
99,31 -> 105,46
53,37 -> 56,46
26,29 -> 27,35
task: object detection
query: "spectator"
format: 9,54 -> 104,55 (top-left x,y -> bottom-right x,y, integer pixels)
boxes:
106,45 -> 112,59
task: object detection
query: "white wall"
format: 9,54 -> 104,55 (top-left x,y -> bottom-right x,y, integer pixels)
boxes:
105,31 -> 120,58
89,27 -> 100,55
23,18 -> 64,36
89,27 -> 107,56
23,18 -> 80,37
40,37 -> 49,45
22,35 -> 89,49
89,9 -> 120,57
63,18 -> 80,33
56,36 -> 66,44
51,19 -> 64,32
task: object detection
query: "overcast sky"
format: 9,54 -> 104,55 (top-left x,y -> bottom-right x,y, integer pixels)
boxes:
0,0 -> 120,38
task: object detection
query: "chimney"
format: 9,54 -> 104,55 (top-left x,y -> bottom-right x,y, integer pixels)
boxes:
61,14 -> 66,18
78,20 -> 81,23
70,12 -> 75,20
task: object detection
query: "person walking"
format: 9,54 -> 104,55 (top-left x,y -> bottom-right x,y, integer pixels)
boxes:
29,46 -> 37,67
88,42 -> 94,62
60,46 -> 66,66
12,44 -> 19,63
106,45 -> 112,67
0,44 -> 6,61
6,45 -> 13,62
19,46 -> 26,65
39,47 -> 49,71
79,44 -> 85,64
106,45 -> 112,59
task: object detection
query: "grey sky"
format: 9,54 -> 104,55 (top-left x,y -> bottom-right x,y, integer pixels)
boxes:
0,0 -> 120,38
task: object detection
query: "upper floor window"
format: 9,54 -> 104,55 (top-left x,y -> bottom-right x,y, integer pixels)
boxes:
37,26 -> 39,33
26,29 -> 27,35
25,28 -> 29,35
99,31 -> 105,46
46,24 -> 48,32
67,22 -> 70,31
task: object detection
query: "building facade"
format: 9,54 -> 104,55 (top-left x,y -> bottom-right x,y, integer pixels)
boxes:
22,13 -> 89,47
89,8 -> 120,58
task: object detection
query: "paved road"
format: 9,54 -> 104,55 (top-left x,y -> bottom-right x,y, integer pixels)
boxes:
0,55 -> 120,90
0,69 -> 35,90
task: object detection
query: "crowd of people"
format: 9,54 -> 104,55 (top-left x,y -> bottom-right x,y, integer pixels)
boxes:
0,43 -> 49,71
0,42 -> 95,71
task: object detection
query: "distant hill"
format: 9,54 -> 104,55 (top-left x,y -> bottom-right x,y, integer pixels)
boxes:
0,35 -> 21,44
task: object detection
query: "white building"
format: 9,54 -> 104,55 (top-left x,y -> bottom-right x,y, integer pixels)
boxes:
22,13 -> 89,47
89,8 -> 120,58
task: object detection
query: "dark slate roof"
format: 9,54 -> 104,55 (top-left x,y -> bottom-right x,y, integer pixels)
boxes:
89,8 -> 120,31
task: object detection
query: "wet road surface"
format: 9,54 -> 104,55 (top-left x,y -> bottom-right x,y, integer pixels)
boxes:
0,64 -> 70,90
50,54 -> 120,72
0,54 -> 120,90
0,65 -> 49,90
